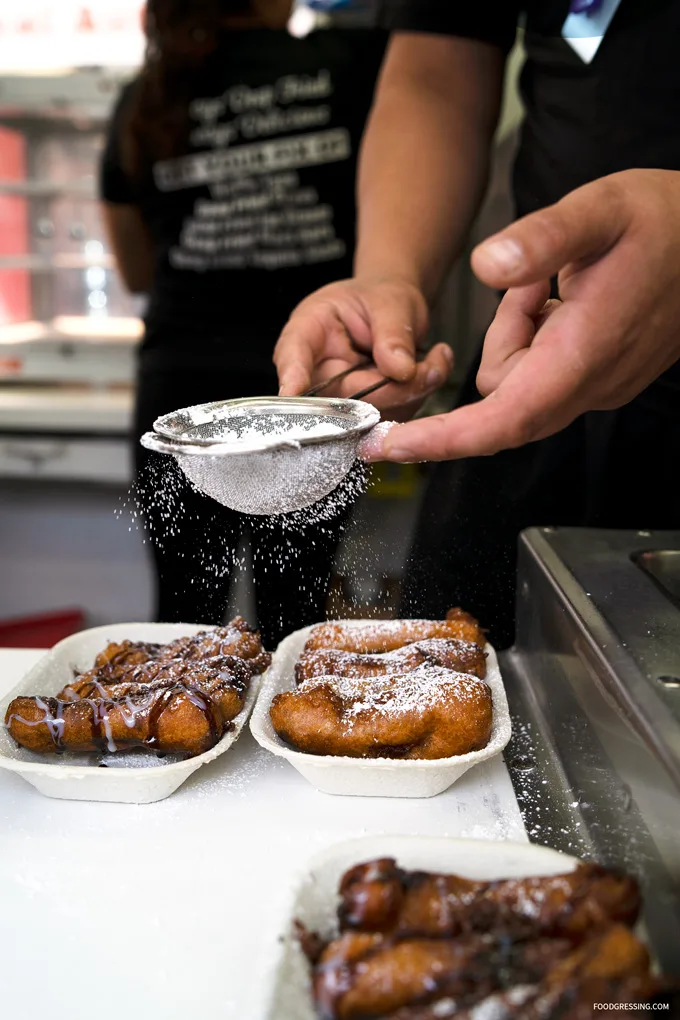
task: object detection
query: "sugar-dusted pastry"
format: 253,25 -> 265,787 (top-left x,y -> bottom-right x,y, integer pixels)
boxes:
5,618 -> 270,759
295,638 -> 487,685
270,665 -> 493,760
303,608 -> 484,655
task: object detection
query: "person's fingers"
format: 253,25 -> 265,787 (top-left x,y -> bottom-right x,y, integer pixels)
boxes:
274,282 -> 428,394
476,282 -> 552,396
470,176 -> 630,290
275,312 -> 327,395
275,283 -> 376,395
369,343 -> 453,412
324,342 -> 452,411
357,420 -> 399,459
369,287 -> 429,383
364,317 -> 589,461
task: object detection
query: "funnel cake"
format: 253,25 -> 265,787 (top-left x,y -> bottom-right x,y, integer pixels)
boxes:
5,619 -> 270,758
270,665 -> 493,760
303,609 -> 484,655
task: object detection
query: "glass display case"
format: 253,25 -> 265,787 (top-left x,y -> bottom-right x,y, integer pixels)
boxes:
0,72 -> 143,389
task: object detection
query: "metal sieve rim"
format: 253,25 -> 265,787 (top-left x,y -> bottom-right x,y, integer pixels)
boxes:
150,395 -> 380,456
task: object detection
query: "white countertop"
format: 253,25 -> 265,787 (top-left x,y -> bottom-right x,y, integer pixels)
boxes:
0,648 -> 526,1020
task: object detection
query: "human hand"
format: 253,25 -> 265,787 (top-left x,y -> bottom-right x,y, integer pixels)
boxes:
274,277 -> 454,420
360,169 -> 680,461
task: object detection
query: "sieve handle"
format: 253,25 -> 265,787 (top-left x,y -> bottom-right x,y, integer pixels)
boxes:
303,359 -> 392,400
303,352 -> 425,401
348,376 -> 392,400
302,358 -> 372,397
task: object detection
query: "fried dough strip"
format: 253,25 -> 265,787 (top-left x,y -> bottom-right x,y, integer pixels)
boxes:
295,638 -> 487,685
338,859 -> 641,940
380,926 -> 657,1020
313,931 -> 572,1020
270,667 -> 493,759
58,653 -> 253,702
303,609 -> 484,654
91,617 -> 269,682
5,618 -> 270,759
6,674 -> 240,757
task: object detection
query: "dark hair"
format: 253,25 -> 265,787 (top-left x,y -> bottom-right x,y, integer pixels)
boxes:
122,0 -> 253,181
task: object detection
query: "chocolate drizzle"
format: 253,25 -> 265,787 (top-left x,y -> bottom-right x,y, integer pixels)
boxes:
4,620 -> 270,760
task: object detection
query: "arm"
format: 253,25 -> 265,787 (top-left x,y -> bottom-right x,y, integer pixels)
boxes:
101,203 -> 154,294
361,169 -> 680,461
355,33 -> 505,302
275,33 -> 505,404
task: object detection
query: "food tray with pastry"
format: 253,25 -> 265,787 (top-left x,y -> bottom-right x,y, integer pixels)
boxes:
250,610 -> 511,797
0,617 -> 270,804
263,834 -> 668,1020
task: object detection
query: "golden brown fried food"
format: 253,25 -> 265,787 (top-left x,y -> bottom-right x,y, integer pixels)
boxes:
5,659 -> 247,757
338,858 -> 641,940
295,638 -> 487,685
92,640 -> 164,680
312,930 -> 572,1020
379,926 -> 658,1020
158,617 -> 270,671
455,925 -> 656,1020
306,857 -> 656,1020
270,666 -> 493,759
76,618 -> 269,687
6,619 -> 270,758
58,652 -> 255,702
303,609 -> 484,655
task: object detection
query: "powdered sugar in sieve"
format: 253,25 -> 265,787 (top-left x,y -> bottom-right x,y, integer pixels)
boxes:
141,396 -> 381,515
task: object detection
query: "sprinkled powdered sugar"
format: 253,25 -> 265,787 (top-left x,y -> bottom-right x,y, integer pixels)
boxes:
299,664 -> 489,726
467,986 -> 537,1020
145,406 -> 376,515
191,413 -> 348,445
356,419 -> 397,459
314,620 -> 475,639
430,1000 -> 456,1019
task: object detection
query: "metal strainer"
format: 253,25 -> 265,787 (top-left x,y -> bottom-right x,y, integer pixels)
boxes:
140,395 -> 380,516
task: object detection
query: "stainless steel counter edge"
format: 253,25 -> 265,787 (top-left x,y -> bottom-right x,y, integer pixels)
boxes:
501,527 -> 680,975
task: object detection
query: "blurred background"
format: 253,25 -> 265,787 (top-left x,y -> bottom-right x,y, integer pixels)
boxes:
0,0 -> 523,643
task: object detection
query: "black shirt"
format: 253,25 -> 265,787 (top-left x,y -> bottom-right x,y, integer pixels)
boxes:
382,0 -> 680,398
101,28 -> 386,357
381,1 -> 680,219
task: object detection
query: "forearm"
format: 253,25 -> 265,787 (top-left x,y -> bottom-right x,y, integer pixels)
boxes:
355,34 -> 505,303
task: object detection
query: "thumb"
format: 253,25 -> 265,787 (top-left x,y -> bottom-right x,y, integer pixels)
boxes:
470,176 -> 630,289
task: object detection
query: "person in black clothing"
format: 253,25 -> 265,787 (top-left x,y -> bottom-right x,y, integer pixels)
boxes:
274,0 -> 680,647
100,0 -> 387,646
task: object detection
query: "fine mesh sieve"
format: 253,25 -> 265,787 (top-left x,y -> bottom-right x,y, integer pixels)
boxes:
140,396 -> 381,516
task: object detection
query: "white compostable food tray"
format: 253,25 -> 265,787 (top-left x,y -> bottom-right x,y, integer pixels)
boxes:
0,623 -> 262,804
250,624 -> 512,798
262,835 -> 580,1020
